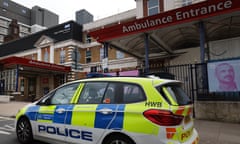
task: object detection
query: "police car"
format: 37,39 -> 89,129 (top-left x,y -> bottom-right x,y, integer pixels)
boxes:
15,77 -> 199,144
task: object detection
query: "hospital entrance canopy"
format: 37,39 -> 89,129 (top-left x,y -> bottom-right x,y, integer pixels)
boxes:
89,0 -> 240,60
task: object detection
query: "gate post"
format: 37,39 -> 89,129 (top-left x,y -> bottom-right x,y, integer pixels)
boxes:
144,33 -> 149,74
190,64 -> 195,118
199,21 -> 206,63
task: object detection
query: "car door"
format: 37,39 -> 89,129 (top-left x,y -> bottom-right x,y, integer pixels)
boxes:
68,81 -> 125,144
34,82 -> 80,142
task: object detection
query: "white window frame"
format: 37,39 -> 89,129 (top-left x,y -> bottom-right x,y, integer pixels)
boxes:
148,0 -> 159,16
182,0 -> 192,6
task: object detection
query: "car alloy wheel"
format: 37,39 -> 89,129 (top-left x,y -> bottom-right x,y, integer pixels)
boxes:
109,140 -> 128,144
104,135 -> 135,144
16,117 -> 33,144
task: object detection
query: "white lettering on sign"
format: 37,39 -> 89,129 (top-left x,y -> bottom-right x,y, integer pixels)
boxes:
122,0 -> 233,33
176,0 -> 232,20
123,16 -> 173,33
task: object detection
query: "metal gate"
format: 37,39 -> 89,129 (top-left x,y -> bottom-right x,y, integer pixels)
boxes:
153,63 -> 240,102
151,64 -> 194,101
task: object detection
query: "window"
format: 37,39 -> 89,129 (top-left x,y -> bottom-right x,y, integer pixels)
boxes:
90,66 -> 97,72
79,82 -> 108,104
78,82 -> 146,104
116,50 -> 124,59
122,83 -> 146,103
3,1 -> 8,7
86,34 -> 91,43
182,0 -> 192,6
100,48 -> 104,61
86,50 -> 91,63
148,0 -> 159,16
71,49 -> 81,62
0,35 -> 3,42
60,48 -> 65,64
19,26 -> 30,33
2,69 -> 16,92
156,84 -> 192,106
51,82 -> 79,105
0,19 -> 8,27
44,48 -> 49,62
0,27 -> 7,35
22,9 -> 26,14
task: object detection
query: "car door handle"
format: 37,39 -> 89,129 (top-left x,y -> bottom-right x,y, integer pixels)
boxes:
56,108 -> 66,114
98,108 -> 113,115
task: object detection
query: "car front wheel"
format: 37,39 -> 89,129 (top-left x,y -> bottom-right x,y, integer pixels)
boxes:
16,117 -> 33,144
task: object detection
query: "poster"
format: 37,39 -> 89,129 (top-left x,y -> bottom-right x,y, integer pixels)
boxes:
207,59 -> 240,92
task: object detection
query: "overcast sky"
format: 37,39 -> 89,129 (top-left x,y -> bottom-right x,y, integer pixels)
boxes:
11,0 -> 136,23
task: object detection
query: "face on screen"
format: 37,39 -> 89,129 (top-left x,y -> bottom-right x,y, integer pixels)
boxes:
215,63 -> 235,84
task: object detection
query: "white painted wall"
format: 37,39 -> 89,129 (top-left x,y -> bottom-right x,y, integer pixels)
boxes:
168,37 -> 240,65
209,37 -> 240,60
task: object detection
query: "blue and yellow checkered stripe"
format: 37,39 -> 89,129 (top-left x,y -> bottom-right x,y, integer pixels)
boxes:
25,104 -> 125,129
24,103 -> 158,135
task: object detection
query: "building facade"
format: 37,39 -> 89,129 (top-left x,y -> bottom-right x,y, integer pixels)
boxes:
0,0 -> 58,45
1,0 -> 240,123
76,9 -> 93,25
0,20 -> 139,101
86,0 -> 240,123
0,21 -> 81,100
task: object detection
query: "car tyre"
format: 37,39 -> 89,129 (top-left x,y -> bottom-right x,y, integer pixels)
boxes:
103,134 -> 135,144
16,117 -> 33,144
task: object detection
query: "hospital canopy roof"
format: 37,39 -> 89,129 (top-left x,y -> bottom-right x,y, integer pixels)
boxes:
89,0 -> 240,59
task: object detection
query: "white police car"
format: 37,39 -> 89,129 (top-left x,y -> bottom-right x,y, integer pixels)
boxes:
15,77 -> 199,144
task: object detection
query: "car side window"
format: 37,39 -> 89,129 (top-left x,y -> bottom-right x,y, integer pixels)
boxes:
122,83 -> 146,103
78,82 -> 108,104
102,83 -> 115,104
102,82 -> 146,104
50,82 -> 80,105
78,82 -> 146,104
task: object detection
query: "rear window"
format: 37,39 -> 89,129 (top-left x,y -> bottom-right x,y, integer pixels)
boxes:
156,84 -> 192,106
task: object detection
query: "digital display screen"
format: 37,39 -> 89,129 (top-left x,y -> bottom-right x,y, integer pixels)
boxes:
207,59 -> 240,92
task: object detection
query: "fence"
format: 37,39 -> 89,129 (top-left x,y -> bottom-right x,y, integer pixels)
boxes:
152,63 -> 240,101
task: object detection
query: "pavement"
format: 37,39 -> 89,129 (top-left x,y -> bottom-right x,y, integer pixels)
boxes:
1,101 -> 240,144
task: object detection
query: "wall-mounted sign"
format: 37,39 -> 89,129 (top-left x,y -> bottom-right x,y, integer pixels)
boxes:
89,0 -> 240,42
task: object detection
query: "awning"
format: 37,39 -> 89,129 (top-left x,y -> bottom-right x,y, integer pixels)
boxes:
0,56 -> 71,73
89,0 -> 240,60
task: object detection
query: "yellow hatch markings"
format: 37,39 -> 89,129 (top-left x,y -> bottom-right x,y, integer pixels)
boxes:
162,87 -> 178,106
124,103 -> 159,135
37,106 -> 56,123
71,105 -> 97,127
71,83 -> 84,104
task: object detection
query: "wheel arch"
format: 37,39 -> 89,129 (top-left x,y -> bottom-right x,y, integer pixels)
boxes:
17,115 -> 30,124
101,132 -> 136,144
16,115 -> 33,131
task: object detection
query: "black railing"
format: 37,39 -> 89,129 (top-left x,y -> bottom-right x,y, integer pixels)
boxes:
152,63 -> 240,101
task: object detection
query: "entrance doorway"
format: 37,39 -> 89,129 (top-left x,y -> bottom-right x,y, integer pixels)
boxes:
17,76 -> 37,101
28,77 -> 36,101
